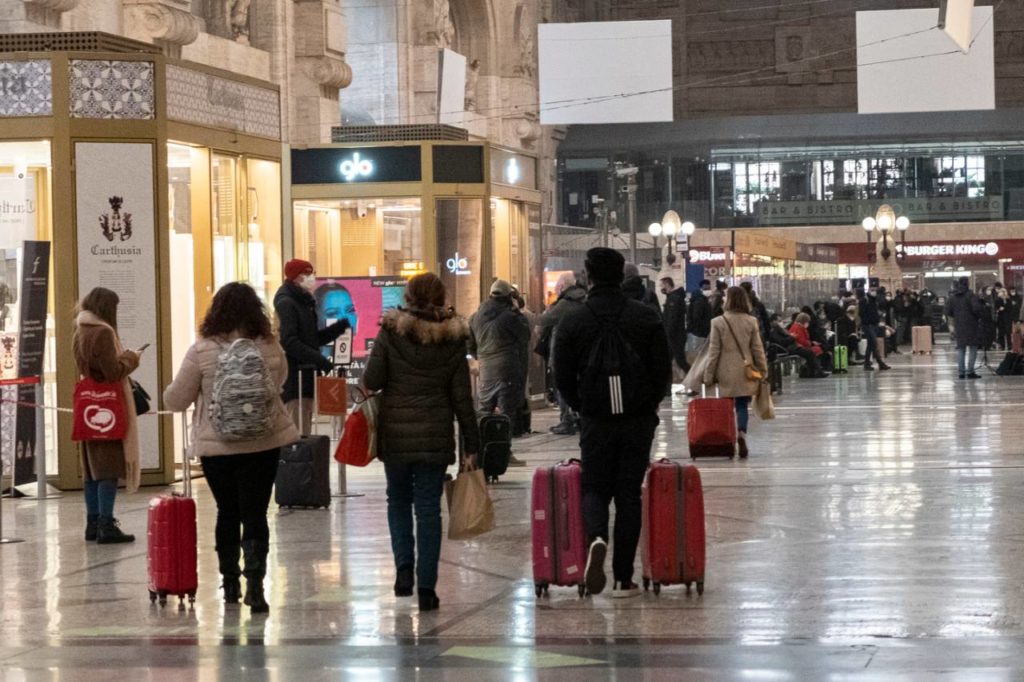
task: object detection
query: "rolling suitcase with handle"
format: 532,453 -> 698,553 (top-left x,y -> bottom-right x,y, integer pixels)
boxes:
834,344 -> 849,373
531,459 -> 587,598
479,414 -> 512,483
687,386 -> 736,459
641,459 -> 706,596
912,326 -> 933,354
148,419 -> 198,608
275,369 -> 331,509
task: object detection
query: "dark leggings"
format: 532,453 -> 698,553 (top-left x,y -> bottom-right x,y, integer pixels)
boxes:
201,450 -> 279,573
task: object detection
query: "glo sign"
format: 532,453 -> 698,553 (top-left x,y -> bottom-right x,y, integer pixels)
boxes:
446,252 -> 471,276
291,147 -> 422,184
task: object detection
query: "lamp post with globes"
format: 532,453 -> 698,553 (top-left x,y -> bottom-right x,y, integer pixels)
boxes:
862,203 -> 910,262
648,210 -> 697,284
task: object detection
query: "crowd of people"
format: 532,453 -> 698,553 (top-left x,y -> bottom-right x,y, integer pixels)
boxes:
70,248 -> 1022,615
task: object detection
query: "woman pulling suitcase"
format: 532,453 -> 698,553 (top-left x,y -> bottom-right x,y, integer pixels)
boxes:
703,286 -> 769,458
164,283 -> 298,613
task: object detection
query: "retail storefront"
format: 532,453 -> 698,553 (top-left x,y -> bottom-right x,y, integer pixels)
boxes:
290,138 -> 543,387
0,33 -> 283,489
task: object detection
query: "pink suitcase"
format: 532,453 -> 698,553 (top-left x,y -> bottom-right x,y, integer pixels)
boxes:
147,421 -> 198,607
531,460 -> 587,598
911,326 -> 933,354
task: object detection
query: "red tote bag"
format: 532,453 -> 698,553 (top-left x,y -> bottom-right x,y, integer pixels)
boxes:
72,377 -> 128,442
333,391 -> 379,467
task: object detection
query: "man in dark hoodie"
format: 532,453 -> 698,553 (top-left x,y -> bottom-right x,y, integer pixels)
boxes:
686,279 -> 713,349
469,279 -> 532,439
553,247 -> 671,598
858,286 -> 891,372
537,272 -> 587,435
274,259 -> 350,435
944,276 -> 985,379
622,263 -> 662,316
710,279 -> 728,318
661,276 -> 689,373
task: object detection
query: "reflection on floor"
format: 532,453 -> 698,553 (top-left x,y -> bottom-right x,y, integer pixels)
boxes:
3,344 -> 1024,678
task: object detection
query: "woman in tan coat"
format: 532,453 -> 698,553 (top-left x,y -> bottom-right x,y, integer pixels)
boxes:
703,286 -> 769,458
73,287 -> 143,544
163,282 -> 297,613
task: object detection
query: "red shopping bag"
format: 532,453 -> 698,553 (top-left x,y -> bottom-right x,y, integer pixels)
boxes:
72,377 -> 128,441
334,391 -> 379,467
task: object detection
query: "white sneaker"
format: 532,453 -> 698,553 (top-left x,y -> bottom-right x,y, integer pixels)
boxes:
583,538 -> 607,596
612,581 -> 641,599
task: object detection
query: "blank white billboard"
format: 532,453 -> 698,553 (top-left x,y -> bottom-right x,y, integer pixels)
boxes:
857,7 -> 994,115
538,20 -> 673,125
438,48 -> 466,127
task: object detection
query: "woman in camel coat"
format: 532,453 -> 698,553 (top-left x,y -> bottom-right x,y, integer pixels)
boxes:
703,286 -> 768,458
72,287 -> 143,544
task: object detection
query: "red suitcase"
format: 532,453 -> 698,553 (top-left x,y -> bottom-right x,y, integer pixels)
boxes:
148,424 -> 198,607
687,388 -> 736,459
641,459 -> 706,595
531,460 -> 587,598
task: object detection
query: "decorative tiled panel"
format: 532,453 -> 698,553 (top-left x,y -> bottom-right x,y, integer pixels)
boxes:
0,60 -> 53,117
166,64 -> 281,140
69,60 -> 155,120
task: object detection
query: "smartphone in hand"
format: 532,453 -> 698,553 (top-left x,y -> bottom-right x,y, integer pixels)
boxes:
136,343 -> 151,353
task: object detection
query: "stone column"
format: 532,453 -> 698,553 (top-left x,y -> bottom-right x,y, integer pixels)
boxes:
292,0 -> 350,144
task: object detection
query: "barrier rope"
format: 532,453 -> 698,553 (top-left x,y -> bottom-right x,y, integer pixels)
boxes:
0,396 -> 178,417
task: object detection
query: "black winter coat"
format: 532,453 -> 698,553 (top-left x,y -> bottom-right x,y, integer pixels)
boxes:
944,285 -> 985,348
553,285 -> 672,419
363,308 -> 480,464
622,276 -> 663,316
468,297 -> 531,384
859,296 -> 881,327
662,288 -> 688,366
274,281 -> 347,402
687,293 -> 713,338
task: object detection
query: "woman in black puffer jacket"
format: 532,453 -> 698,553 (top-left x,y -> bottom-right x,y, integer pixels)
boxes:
363,272 -> 480,612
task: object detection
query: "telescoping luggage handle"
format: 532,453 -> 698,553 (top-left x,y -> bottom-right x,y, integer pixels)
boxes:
181,409 -> 193,499
700,385 -> 721,399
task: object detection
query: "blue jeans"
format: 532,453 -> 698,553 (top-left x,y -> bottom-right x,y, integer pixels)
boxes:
735,396 -> 751,434
384,461 -> 447,590
83,478 -> 117,519
862,325 -> 881,366
957,346 -> 978,375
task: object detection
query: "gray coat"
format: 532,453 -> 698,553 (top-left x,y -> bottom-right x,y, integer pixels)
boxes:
363,308 -> 480,464
944,285 -> 985,348
467,297 -> 531,384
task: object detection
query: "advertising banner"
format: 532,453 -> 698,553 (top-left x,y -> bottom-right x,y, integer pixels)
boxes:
75,142 -> 160,469
11,240 -> 49,484
314,277 -> 406,383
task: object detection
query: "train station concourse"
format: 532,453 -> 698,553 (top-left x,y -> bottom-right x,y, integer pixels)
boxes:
4,346 -> 1024,679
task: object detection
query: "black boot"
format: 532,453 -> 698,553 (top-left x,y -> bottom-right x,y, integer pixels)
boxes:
218,545 -> 242,604
96,516 -> 135,544
85,514 -> 98,542
418,588 -> 440,612
242,541 -> 269,614
394,565 -> 415,597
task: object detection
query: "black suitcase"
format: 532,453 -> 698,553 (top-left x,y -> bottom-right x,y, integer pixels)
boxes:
275,370 -> 331,509
480,415 -> 512,484
275,435 -> 331,508
996,352 -> 1023,376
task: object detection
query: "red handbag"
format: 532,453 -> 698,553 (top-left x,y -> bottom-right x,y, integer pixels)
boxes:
72,377 -> 128,441
333,390 -> 378,467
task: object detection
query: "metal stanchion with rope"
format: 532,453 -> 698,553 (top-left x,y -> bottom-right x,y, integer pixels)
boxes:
319,364 -> 363,499
0,376 -> 31,544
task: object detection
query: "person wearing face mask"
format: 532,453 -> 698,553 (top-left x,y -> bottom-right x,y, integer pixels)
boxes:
858,287 -> 891,371
274,259 -> 351,435
995,288 -> 1014,351
834,305 -> 861,361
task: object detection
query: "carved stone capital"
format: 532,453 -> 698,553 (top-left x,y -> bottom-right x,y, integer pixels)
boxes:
306,56 -> 352,90
22,0 -> 80,12
123,1 -> 201,47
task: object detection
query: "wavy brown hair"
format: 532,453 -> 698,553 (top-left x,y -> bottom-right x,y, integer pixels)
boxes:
76,287 -> 119,329
200,282 -> 273,340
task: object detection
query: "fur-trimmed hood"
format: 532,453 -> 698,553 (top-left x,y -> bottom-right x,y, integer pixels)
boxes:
380,307 -> 469,344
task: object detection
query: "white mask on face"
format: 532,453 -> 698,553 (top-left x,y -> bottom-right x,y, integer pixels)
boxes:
702,289 -> 712,298
299,275 -> 317,292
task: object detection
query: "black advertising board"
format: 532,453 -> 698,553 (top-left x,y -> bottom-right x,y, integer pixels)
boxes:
14,240 -> 50,484
291,147 -> 422,184
433,145 -> 485,183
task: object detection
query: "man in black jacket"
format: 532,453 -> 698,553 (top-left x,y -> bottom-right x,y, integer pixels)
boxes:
858,287 -> 891,372
661,277 -> 689,373
537,273 -> 586,435
468,279 -> 532,431
274,259 -> 350,434
687,279 -> 713,342
553,247 -> 671,598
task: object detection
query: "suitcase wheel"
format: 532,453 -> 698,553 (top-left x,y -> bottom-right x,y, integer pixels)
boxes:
158,592 -> 168,607
685,582 -> 692,595
642,578 -> 650,592
696,581 -> 704,596
652,582 -> 661,596
488,475 -> 499,484
535,583 -> 549,598
148,590 -> 157,604
577,584 -> 586,599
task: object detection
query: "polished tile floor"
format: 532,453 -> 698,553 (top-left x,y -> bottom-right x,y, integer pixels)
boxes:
3,342 -> 1024,679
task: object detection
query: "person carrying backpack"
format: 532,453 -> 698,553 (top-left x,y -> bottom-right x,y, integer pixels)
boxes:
164,283 -> 298,613
553,247 -> 672,599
